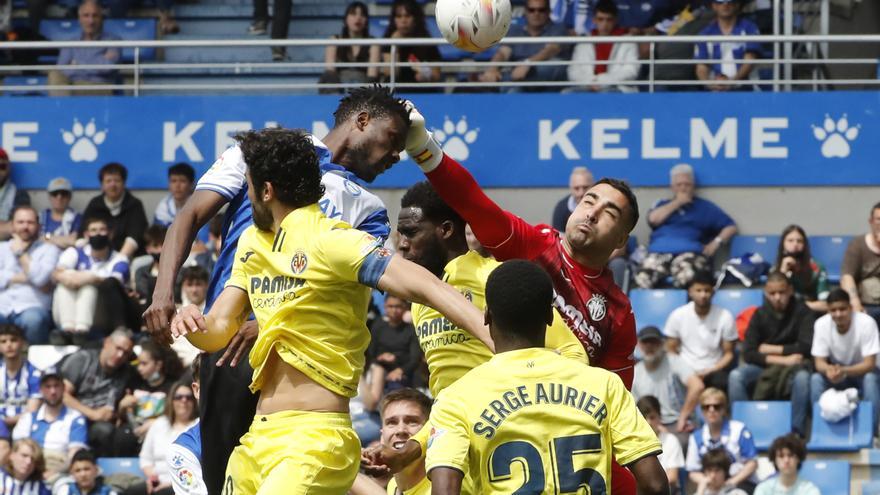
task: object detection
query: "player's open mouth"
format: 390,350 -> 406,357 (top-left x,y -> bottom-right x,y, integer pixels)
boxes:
392,440 -> 408,449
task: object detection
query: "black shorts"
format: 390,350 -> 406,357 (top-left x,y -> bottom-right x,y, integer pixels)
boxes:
199,350 -> 259,495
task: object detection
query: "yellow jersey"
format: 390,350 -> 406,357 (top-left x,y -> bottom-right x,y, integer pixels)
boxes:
425,348 -> 661,494
386,476 -> 431,495
227,204 -> 392,398
411,251 -> 587,397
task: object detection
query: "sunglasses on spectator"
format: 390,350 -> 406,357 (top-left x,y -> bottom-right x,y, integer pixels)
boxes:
49,191 -> 71,197
526,7 -> 549,13
701,403 -> 724,411
173,394 -> 195,402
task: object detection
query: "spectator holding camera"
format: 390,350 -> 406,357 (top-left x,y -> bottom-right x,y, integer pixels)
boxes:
774,225 -> 829,313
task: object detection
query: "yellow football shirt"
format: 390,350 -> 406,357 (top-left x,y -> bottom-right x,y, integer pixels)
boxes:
425,347 -> 661,494
227,204 -> 391,398
386,476 -> 431,495
411,251 -> 587,397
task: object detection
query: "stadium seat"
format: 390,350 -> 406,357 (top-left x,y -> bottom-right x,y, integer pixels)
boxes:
799,460 -> 850,495
104,19 -> 158,62
713,289 -> 763,319
810,235 -> 852,283
1,76 -> 48,96
97,457 -> 145,478
39,19 -> 82,41
628,289 -> 687,331
731,401 -> 790,450
729,235 -> 779,263
862,480 -> 880,495
27,345 -> 79,370
807,401 -> 874,451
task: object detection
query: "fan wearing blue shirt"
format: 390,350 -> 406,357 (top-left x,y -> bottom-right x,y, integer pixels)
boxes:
694,0 -> 761,91
0,325 -> 42,429
56,449 -> 118,495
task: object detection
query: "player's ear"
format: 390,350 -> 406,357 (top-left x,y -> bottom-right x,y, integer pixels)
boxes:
262,182 -> 275,202
437,220 -> 455,241
616,232 -> 629,250
356,111 -> 371,131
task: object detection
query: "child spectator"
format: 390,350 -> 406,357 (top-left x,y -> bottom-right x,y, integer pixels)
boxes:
696,448 -> 749,495
0,324 -> 41,429
0,438 -> 49,494
56,449 -> 118,495
637,395 -> 684,492
40,177 -> 81,250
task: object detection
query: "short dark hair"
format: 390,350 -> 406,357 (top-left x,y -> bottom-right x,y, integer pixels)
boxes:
380,388 -> 432,420
486,260 -> 554,343
401,181 -> 465,230
168,162 -> 195,183
826,288 -> 850,306
191,354 -> 203,385
872,202 -> 880,216
70,449 -> 97,466
701,448 -> 732,477
333,85 -> 410,129
235,129 -> 324,209
595,178 -> 639,232
11,205 -> 38,222
0,324 -> 24,340
181,265 -> 210,284
688,271 -> 716,289
766,270 -> 792,286
636,395 -> 661,417
144,225 -> 167,246
768,434 -> 806,469
98,162 -> 127,183
594,0 -> 618,16
83,214 -> 111,231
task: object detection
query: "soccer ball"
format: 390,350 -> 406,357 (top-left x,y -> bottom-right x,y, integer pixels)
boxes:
435,0 -> 512,53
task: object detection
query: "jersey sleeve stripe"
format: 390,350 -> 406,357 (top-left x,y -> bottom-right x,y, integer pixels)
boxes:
194,183 -> 236,200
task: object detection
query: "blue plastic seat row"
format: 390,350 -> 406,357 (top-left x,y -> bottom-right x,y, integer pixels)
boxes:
730,234 -> 852,283
39,18 -> 157,62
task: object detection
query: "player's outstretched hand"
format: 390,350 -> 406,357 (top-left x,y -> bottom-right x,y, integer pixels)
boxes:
361,440 -> 422,475
170,305 -> 208,339
216,320 -> 259,367
143,295 -> 177,346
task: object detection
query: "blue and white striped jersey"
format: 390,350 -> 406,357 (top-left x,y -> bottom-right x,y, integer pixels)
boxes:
0,361 -> 40,418
12,405 -> 87,454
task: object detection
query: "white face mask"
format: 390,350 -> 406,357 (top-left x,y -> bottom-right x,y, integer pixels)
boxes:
147,370 -> 163,383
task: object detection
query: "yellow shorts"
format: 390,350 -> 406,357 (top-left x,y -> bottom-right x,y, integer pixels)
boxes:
222,410 -> 360,495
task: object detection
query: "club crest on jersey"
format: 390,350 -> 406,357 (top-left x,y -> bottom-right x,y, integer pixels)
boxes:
428,426 -> 446,448
291,250 -> 308,275
587,294 -> 607,322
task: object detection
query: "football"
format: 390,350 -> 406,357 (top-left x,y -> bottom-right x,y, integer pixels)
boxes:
435,0 -> 512,53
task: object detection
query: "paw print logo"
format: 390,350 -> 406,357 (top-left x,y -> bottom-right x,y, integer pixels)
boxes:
812,114 -> 859,159
432,116 -> 478,161
61,118 -> 107,162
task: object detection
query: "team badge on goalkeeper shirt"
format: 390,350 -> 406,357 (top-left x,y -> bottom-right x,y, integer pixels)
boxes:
291,250 -> 308,274
587,294 -> 607,322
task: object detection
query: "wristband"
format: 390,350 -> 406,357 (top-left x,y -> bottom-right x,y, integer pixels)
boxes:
407,131 -> 443,173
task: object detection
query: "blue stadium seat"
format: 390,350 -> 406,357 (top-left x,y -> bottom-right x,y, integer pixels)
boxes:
807,401 -> 874,451
2,76 -> 48,96
731,401 -> 790,450
729,235 -> 780,263
629,289 -> 688,331
713,289 -> 763,319
104,19 -> 158,61
862,480 -> 880,495
810,235 -> 852,283
39,19 -> 82,41
800,460 -> 850,495
97,457 -> 145,478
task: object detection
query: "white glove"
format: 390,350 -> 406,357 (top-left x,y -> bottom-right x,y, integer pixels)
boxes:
404,100 -> 443,173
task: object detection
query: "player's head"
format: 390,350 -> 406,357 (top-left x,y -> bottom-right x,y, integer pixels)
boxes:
700,448 -> 733,489
564,178 -> 638,264
768,434 -> 806,475
398,181 -> 466,277
485,260 -> 554,349
0,324 -> 24,360
237,128 -> 324,232
69,449 -> 99,491
379,388 -> 432,449
764,271 -> 793,313
332,86 -> 410,183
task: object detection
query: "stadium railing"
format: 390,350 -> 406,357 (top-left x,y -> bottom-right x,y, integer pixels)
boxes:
0,34 -> 879,94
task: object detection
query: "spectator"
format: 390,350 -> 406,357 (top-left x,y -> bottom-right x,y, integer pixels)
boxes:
568,0 -> 639,92
179,266 -> 208,310
549,0 -> 590,34
551,166 -> 594,232
105,0 -> 177,34
12,372 -> 87,482
56,449 -> 119,495
637,395 -> 684,492
138,380 -> 198,495
191,215 -> 223,276
631,326 -> 704,439
728,271 -> 813,436
52,216 -> 131,342
0,149 -> 31,241
0,439 -> 49,494
687,388 -> 758,492
381,0 -> 441,90
59,329 -> 137,457
694,0 -> 760,92
320,2 -> 380,90
0,206 -> 60,344
612,0 -> 676,31
479,0 -> 568,89
773,225 -> 829,313
154,164 -> 195,229
80,163 -> 149,259
248,0 -> 291,61
810,288 -> 880,432
695,448 -> 749,495
48,0 -> 121,97
635,163 -> 737,289
665,271 -> 737,391
0,325 -> 41,429
754,434 -> 819,495
40,178 -> 82,251
841,201 -> 880,325
166,358 -> 206,495
351,366 -> 385,447
367,295 -> 421,390
134,225 -> 167,311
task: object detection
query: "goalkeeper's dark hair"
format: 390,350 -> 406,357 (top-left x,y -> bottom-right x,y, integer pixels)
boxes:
333,85 -> 411,129
401,181 -> 465,231
235,129 -> 324,209
595,177 -> 640,233
486,260 -> 554,345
